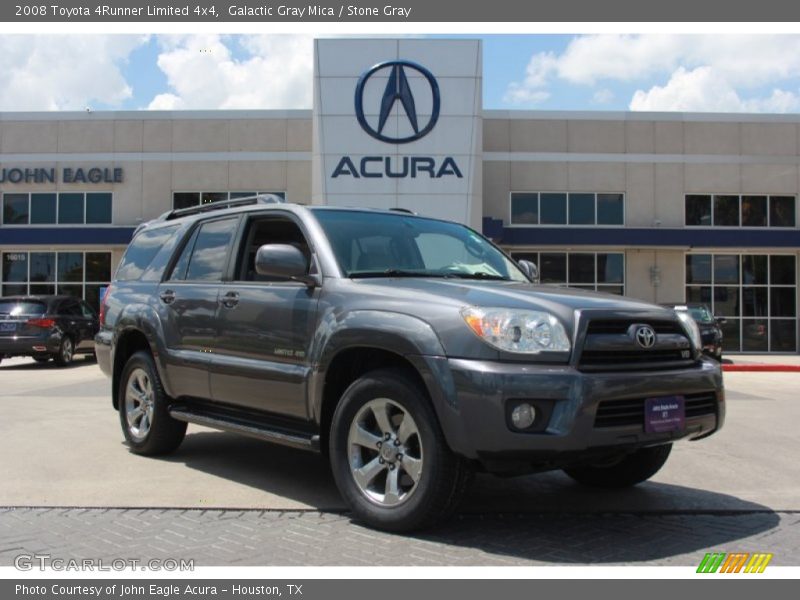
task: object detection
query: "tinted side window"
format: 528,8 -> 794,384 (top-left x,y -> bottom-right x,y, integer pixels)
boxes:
183,218 -> 238,282
116,225 -> 180,281
58,299 -> 82,317
80,301 -> 96,319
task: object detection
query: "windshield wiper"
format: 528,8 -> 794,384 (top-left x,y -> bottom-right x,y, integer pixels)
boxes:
349,269 -> 449,279
442,271 -> 510,281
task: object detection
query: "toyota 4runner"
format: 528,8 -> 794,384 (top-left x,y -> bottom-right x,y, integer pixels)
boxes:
96,197 -> 725,531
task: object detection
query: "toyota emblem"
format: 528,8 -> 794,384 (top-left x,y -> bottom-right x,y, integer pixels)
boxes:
634,325 -> 657,349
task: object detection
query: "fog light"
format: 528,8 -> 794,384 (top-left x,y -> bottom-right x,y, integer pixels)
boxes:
511,403 -> 536,429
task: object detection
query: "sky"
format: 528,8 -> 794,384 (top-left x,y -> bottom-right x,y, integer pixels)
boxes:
3,34 -> 800,113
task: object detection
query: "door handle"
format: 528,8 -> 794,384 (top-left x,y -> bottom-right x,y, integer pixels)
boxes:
159,290 -> 176,304
221,291 -> 239,308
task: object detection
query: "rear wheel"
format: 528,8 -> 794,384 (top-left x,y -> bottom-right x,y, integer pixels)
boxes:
53,337 -> 74,366
563,444 -> 672,488
119,351 -> 186,456
329,368 -> 470,532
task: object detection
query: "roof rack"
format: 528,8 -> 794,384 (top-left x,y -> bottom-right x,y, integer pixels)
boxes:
164,193 -> 286,221
389,207 -> 417,215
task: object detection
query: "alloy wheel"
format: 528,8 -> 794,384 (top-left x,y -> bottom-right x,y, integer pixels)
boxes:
124,368 -> 155,442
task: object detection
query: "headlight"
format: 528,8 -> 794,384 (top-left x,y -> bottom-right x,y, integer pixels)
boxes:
461,307 -> 571,354
676,311 -> 702,351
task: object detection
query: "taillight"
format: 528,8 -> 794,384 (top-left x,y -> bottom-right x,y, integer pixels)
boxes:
27,318 -> 56,329
99,284 -> 112,326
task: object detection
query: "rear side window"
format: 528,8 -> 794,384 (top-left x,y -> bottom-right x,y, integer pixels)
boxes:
58,299 -> 82,316
170,218 -> 238,282
0,300 -> 46,316
116,225 -> 180,282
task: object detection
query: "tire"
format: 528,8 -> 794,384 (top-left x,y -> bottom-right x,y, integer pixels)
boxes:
85,351 -> 97,362
329,368 -> 470,532
563,443 -> 672,489
33,356 -> 50,364
53,336 -> 74,366
118,350 -> 186,456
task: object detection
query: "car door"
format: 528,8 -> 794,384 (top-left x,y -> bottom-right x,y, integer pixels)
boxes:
157,216 -> 240,401
56,298 -> 88,348
209,213 -> 320,419
76,300 -> 98,350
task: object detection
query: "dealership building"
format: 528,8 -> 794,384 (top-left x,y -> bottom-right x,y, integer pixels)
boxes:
1,38 -> 799,353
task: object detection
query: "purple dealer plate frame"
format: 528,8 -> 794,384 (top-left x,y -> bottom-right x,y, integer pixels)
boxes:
644,395 -> 685,433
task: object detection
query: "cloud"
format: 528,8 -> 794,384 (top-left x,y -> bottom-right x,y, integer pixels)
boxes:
0,35 -> 147,111
592,88 -> 614,105
147,35 -> 313,110
506,35 -> 800,112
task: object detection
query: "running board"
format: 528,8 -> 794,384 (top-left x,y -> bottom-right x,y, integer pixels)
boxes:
168,407 -> 320,452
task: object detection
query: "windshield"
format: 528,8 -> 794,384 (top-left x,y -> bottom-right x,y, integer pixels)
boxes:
312,210 -> 529,282
687,305 -> 714,324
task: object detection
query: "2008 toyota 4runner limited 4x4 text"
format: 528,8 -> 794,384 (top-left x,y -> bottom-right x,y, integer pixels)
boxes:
96,197 -> 724,531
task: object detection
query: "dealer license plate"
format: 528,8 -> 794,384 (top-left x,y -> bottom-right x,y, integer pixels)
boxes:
0,322 -> 16,333
644,395 -> 685,433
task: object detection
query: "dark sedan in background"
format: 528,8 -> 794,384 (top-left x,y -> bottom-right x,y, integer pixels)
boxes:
0,295 -> 98,366
664,303 -> 724,361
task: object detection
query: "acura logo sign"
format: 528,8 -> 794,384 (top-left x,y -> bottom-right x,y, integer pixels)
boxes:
354,60 -> 440,144
634,325 -> 657,349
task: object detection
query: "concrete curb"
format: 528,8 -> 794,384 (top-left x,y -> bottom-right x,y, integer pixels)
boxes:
722,364 -> 800,372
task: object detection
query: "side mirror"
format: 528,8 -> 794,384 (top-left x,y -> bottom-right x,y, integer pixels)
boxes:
517,259 -> 540,284
255,244 -> 317,287
715,316 -> 727,326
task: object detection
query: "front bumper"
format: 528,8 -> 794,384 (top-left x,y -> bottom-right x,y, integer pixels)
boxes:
416,355 -> 724,470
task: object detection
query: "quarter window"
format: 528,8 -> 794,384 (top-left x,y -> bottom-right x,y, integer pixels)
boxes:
510,193 -> 624,226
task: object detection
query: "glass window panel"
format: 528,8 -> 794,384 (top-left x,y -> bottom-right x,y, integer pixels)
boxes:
741,287 -> 768,317
771,288 -> 796,317
2,193 -> 29,224
597,194 -> 624,225
84,285 -> 104,312
741,196 -> 767,227
714,255 -> 739,284
539,193 -> 567,225
714,286 -> 740,317
713,195 -> 740,226
510,193 -> 538,225
597,285 -> 625,296
201,192 -> 228,205
2,284 -> 28,296
85,252 -> 111,282
686,254 -> 712,284
173,192 -> 199,210
742,319 -> 769,352
568,193 -> 595,225
770,319 -> 797,352
597,253 -> 624,284
184,218 -> 238,281
30,193 -> 57,224
229,191 -> 258,199
58,193 -> 84,224
685,195 -> 711,226
57,284 -> 83,299
686,286 -> 712,305
721,318 -> 741,353
29,284 -> 55,296
742,255 -> 768,285
57,252 -> 83,282
568,254 -> 595,284
539,253 -> 567,283
770,196 -> 796,227
29,252 -> 55,283
86,193 -> 112,224
770,255 -> 796,285
2,252 -> 28,282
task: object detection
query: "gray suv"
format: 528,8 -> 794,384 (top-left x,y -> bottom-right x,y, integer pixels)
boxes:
96,197 -> 724,531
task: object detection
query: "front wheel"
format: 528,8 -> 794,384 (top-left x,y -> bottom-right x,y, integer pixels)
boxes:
329,368 -> 470,532
563,444 -> 672,489
119,351 -> 186,456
